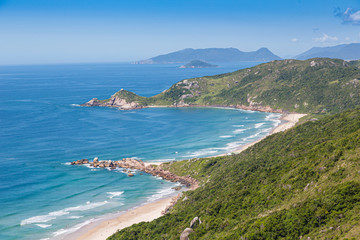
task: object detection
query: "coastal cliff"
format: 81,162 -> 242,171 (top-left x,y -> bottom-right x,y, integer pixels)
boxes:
82,58 -> 360,114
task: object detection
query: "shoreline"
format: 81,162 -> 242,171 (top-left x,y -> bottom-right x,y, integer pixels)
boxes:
230,113 -> 306,155
67,112 -> 306,240
67,195 -> 180,240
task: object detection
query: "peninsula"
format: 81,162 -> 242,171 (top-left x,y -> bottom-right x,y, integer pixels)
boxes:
82,58 -> 360,114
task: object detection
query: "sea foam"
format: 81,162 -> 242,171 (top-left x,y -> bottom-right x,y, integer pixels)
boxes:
254,122 -> 265,128
147,185 -> 179,202
21,201 -> 108,226
219,135 -> 232,138
233,128 -> 246,134
35,224 -> 52,228
107,191 -> 124,199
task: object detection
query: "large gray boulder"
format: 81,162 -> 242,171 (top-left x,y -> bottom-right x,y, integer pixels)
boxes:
180,228 -> 194,240
190,217 -> 199,228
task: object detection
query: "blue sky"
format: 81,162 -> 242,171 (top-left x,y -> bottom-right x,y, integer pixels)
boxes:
0,0 -> 359,64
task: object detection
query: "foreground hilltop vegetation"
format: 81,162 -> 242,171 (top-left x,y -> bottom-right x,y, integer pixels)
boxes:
83,58 -> 360,114
109,108 -> 360,240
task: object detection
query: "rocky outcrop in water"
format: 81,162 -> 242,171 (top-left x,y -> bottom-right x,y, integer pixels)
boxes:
81,89 -> 144,110
70,157 -> 198,188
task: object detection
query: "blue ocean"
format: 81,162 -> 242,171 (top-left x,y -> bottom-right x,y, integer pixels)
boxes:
0,62 -> 281,240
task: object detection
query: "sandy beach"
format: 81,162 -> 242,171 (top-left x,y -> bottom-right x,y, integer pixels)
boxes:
66,196 -> 177,240
68,113 -> 305,240
217,113 -> 307,156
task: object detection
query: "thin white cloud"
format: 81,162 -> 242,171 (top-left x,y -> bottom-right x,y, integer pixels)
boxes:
313,33 -> 338,43
349,11 -> 360,21
291,38 -> 298,42
335,8 -> 360,25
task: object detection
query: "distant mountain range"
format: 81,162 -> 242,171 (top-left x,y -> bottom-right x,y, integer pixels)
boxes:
135,47 -> 281,64
296,43 -> 360,60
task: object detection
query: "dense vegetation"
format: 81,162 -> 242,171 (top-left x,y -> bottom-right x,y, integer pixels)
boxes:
149,58 -> 360,114
109,108 -> 360,239
99,58 -> 360,114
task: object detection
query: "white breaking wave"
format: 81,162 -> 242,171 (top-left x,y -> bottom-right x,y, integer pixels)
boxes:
147,185 -> 179,202
254,122 -> 265,128
184,148 -> 218,158
52,219 -> 94,237
265,113 -> 280,120
107,191 -> 124,199
67,215 -> 83,219
21,201 -> 108,226
233,128 -> 246,134
242,128 -> 272,142
21,210 -> 69,225
35,224 -> 52,228
265,113 -> 282,126
64,201 -> 108,212
219,135 -> 232,138
70,104 -> 80,107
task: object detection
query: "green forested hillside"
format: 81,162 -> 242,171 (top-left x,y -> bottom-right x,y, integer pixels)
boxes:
95,58 -> 360,114
109,108 -> 360,240
148,58 -> 360,114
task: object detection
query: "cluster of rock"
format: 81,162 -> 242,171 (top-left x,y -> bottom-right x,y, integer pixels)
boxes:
81,90 -> 143,110
180,216 -> 202,240
70,157 -> 198,188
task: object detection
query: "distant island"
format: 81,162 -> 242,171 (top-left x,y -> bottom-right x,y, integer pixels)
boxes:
135,47 -> 281,64
296,43 -> 360,60
179,60 -> 218,68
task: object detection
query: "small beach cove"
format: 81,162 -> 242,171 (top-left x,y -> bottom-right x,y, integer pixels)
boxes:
63,112 -> 306,240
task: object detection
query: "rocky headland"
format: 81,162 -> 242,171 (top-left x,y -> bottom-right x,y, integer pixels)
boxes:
81,89 -> 145,110
71,157 -> 198,188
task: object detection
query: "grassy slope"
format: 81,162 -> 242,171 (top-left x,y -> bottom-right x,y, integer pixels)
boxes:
148,58 -> 360,114
98,58 -> 360,114
98,89 -> 149,105
109,108 -> 360,240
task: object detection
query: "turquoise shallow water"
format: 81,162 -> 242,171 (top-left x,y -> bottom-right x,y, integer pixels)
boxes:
0,62 -> 280,239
